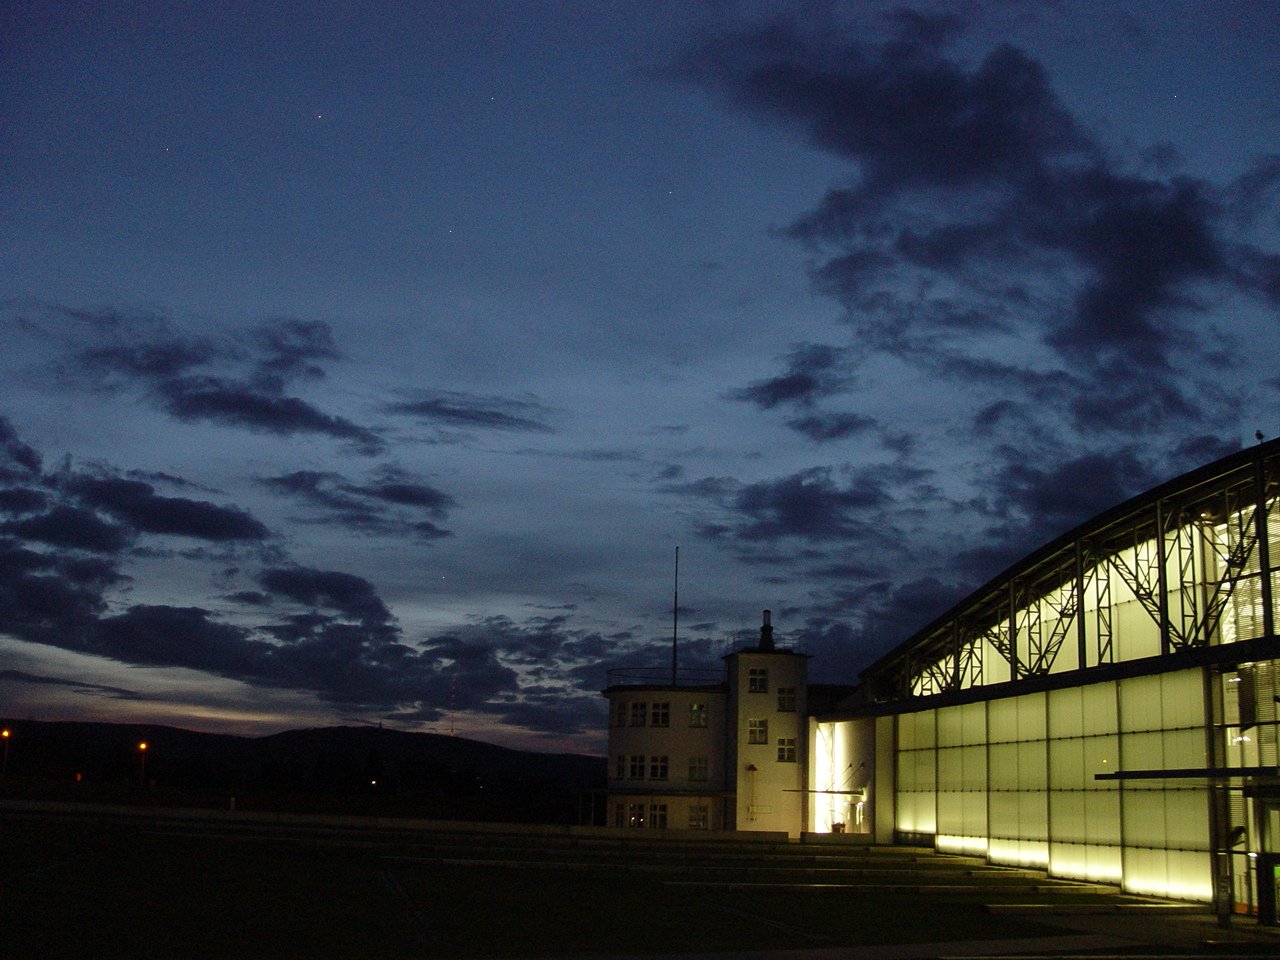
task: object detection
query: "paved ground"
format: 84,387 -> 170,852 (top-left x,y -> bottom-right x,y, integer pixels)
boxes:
4,799 -> 1278,959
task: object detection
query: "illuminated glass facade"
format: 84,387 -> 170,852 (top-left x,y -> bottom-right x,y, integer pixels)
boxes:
843,443 -> 1280,917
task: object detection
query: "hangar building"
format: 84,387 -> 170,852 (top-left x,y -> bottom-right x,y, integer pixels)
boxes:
603,440 -> 1280,921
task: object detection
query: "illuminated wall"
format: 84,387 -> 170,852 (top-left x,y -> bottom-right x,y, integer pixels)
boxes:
810,719 -> 871,834
895,667 -> 1213,900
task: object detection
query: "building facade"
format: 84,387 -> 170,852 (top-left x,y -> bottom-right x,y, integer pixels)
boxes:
823,440 -> 1280,919
603,611 -> 810,835
601,441 -> 1280,920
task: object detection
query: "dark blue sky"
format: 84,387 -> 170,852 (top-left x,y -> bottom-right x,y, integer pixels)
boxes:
3,1 -> 1278,752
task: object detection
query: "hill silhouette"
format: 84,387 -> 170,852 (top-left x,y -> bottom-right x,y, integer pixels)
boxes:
0,719 -> 606,824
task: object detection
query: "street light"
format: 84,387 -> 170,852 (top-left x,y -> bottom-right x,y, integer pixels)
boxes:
138,741 -> 148,786
1,728 -> 10,781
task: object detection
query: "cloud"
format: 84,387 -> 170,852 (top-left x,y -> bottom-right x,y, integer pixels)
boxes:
953,446 -> 1162,584
0,416 -> 42,480
1,506 -> 132,553
0,424 -> 539,721
0,487 -> 48,514
667,465 -> 901,549
259,566 -> 393,627
48,305 -> 384,454
683,11 -> 1279,437
250,318 -> 339,380
260,467 -> 454,540
63,473 -> 269,541
155,376 -> 383,454
0,668 -> 146,701
785,412 -> 876,442
729,343 -> 849,410
732,467 -> 891,541
387,390 -> 555,433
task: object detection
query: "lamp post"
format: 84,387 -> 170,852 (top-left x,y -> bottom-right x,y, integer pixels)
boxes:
1,728 -> 10,781
138,741 -> 148,786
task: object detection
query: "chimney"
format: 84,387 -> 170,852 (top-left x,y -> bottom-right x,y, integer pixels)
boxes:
760,609 -> 774,651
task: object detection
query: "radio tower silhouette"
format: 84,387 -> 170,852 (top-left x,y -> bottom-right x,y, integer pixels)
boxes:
448,675 -> 458,736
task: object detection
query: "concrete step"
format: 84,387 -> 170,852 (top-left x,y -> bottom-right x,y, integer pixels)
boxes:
987,902 -> 1206,914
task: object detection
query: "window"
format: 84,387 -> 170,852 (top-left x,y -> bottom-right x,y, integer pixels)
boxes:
689,804 -> 709,830
777,687 -> 796,712
748,719 -> 768,744
627,802 -> 645,827
777,737 -> 796,762
650,702 -> 670,727
615,755 -> 625,779
629,755 -> 646,779
649,755 -> 668,780
748,668 -> 768,693
649,803 -> 668,829
629,702 -> 647,727
688,756 -> 708,782
689,702 -> 708,728
613,700 -> 628,727
615,804 -> 626,827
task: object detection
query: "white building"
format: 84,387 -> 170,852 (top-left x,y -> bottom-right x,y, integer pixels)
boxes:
603,611 -> 812,835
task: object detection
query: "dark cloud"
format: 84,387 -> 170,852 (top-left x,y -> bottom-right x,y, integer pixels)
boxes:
785,412 -> 876,442
156,376 -> 383,454
260,468 -> 454,540
1223,154 -> 1280,230
803,576 -> 973,674
953,447 -> 1160,583
494,696 -> 604,738
1169,434 -> 1243,468
0,487 -> 48,514
0,669 -> 146,701
1,506 -> 131,553
685,13 -> 1279,436
251,318 -> 338,380
259,566 -> 393,626
0,416 -> 42,480
349,477 -> 453,515
64,474 -> 269,541
0,538 -> 115,648
729,467 -> 891,543
387,390 -> 555,433
53,305 -> 383,454
729,343 -> 848,410
96,604 -> 272,675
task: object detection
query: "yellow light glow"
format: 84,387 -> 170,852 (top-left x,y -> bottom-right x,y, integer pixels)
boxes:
138,741 -> 148,751
1,729 -> 9,738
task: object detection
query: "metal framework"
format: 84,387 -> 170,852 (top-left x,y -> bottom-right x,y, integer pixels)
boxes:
874,443 -> 1280,702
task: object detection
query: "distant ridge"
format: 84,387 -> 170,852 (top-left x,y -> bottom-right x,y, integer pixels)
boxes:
0,719 -> 606,824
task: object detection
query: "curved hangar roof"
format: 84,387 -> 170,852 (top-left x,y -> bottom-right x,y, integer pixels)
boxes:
861,438 -> 1280,704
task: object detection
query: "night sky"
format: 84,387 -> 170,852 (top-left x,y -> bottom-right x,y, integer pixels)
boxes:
3,2 -> 1279,753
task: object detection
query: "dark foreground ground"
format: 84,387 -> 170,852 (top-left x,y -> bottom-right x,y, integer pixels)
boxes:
2,802 -> 1277,959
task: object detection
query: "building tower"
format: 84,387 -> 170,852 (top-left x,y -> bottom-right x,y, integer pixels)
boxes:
724,610 -> 809,834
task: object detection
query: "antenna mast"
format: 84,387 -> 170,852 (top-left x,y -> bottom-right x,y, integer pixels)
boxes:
671,546 -> 679,685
